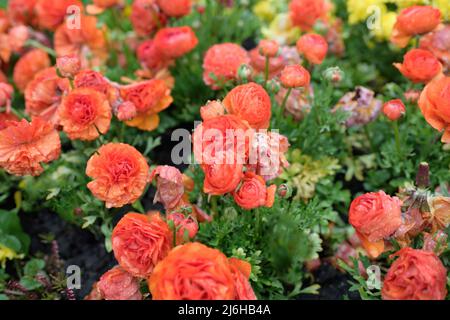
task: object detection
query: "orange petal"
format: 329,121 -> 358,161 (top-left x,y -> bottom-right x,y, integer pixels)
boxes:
356,231 -> 385,259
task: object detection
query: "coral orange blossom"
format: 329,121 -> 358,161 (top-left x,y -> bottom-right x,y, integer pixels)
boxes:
85,143 -> 149,208
289,0 -> 329,31
0,117 -> 61,176
156,0 -> 191,17
391,5 -> 442,48
418,75 -> 450,143
148,242 -> 257,300
7,0 -> 38,26
58,88 -> 112,141
232,172 -> 276,210
349,191 -> 402,258
112,212 -> 172,278
296,33 -> 328,65
153,26 -> 198,59
35,0 -> 83,31
223,82 -> 272,129
120,79 -> 173,131
279,65 -> 311,88
203,43 -> 250,90
130,0 -> 165,37
394,49 -> 442,84
13,48 -> 51,93
382,248 -> 447,300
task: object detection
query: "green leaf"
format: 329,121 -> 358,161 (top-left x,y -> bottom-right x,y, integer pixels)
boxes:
24,259 -> 45,276
20,276 -> 42,290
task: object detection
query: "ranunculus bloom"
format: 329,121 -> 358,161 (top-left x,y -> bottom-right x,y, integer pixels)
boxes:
116,101 -> 137,121
148,242 -> 237,300
0,117 -> 61,176
420,25 -> 450,74
13,49 -> 51,93
200,100 -> 225,121
232,172 -> 276,210
279,65 -> 311,88
59,88 -> 111,141
223,82 -> 271,129
131,0 -> 165,37
166,212 -> 198,245
8,25 -> 30,53
394,49 -> 442,83
56,54 -> 81,78
0,112 -> 19,130
74,70 -> 110,96
418,76 -> 450,143
383,99 -> 406,121
249,48 -> 285,79
86,143 -> 149,208
137,39 -> 168,71
391,6 -> 442,48
203,43 -> 250,90
382,248 -> 447,300
7,0 -> 38,25
153,26 -> 198,59
203,161 -> 244,195
149,165 -> 184,210
35,0 -> 83,31
156,0 -> 191,17
427,196 -> 450,231
289,0 -> 328,31
258,39 -> 279,58
229,258 -> 257,300
96,266 -> 142,300
112,212 -> 172,278
296,33 -> 328,65
192,114 -> 251,165
54,15 -> 107,68
25,67 -> 70,125
120,79 -> 173,131
349,191 -> 402,258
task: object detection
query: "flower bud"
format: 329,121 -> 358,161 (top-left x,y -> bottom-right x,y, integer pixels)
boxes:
56,54 -> 81,78
323,66 -> 344,83
237,64 -> 253,82
266,79 -> 281,94
383,99 -> 406,121
258,39 -> 279,58
277,184 -> 291,198
116,101 -> 137,121
279,65 -> 310,88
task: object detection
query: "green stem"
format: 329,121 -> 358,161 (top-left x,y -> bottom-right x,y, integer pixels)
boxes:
363,125 -> 375,153
392,121 -> 402,158
210,196 -> 218,218
25,39 -> 56,57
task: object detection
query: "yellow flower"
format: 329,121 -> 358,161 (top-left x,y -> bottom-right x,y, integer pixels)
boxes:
253,0 -> 277,22
262,13 -> 301,45
434,0 -> 450,19
347,0 -> 386,24
372,11 -> 398,40
395,0 -> 428,9
0,244 -> 23,268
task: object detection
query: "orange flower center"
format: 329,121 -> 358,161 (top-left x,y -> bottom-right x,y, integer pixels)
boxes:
108,157 -> 137,183
69,96 -> 97,125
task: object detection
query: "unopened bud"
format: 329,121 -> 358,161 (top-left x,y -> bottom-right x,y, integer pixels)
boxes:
383,99 -> 405,121
277,184 -> 291,198
116,101 -> 137,121
258,39 -> 279,58
323,67 -> 343,83
237,64 -> 252,82
56,54 -> 81,78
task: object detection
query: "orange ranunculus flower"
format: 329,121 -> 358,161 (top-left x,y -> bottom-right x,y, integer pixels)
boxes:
394,49 -> 442,84
203,161 -> 244,195
149,165 -> 184,210
418,76 -> 450,143
229,258 -> 257,300
0,117 -> 61,176
54,15 -> 107,69
192,114 -> 251,165
25,67 -> 70,124
200,100 -> 225,121
279,65 -> 311,88
289,0 -> 328,31
137,39 -> 168,71
258,40 -> 279,58
86,143 -> 149,208
7,0 -> 38,26
112,212 -> 172,278
153,26 -> 198,59
391,5 -> 442,48
35,0 -> 83,31
116,101 -> 137,121
203,43 -> 250,90
166,212 -> 198,245
120,79 -> 173,131
131,0 -> 165,37
349,191 -> 402,258
382,99 -> 406,121
249,48 -> 285,79
223,83 -> 271,129
296,33 -> 328,65
156,0 -> 191,17
56,54 -> 81,78
420,25 -> 450,74
59,88 -> 111,141
74,70 -> 110,96
382,248 -> 447,300
13,49 -> 51,93
232,172 -> 276,210
148,242 -> 237,300
95,266 -> 142,300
